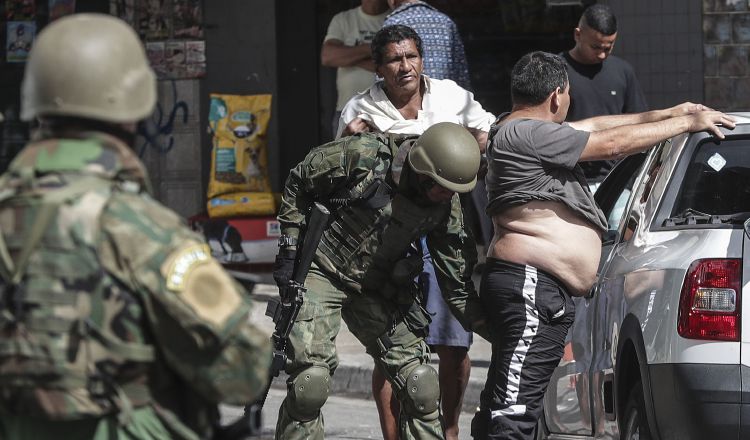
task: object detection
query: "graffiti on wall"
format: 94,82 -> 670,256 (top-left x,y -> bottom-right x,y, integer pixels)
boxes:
138,79 -> 188,157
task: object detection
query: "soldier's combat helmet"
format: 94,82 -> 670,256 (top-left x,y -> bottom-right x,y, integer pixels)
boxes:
407,122 -> 481,193
21,13 -> 156,123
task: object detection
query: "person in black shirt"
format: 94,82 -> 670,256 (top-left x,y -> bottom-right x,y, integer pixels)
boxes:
561,4 -> 648,185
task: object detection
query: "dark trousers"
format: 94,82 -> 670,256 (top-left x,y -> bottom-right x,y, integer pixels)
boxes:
471,258 -> 575,440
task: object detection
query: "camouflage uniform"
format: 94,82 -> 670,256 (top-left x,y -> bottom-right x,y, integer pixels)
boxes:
275,132 -> 484,439
0,133 -> 272,440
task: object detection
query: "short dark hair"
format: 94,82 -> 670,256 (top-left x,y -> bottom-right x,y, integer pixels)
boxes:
581,4 -> 617,36
371,24 -> 423,66
510,51 -> 568,106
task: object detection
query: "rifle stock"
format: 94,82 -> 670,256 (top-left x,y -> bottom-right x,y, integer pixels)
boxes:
214,202 -> 330,439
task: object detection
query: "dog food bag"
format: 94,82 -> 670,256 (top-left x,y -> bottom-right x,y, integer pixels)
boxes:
207,191 -> 276,218
207,94 -> 272,198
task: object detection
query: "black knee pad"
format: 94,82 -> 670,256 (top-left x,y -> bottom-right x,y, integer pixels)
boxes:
286,365 -> 331,422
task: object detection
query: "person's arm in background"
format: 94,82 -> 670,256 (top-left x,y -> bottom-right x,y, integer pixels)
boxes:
321,11 -> 374,71
321,39 -> 374,71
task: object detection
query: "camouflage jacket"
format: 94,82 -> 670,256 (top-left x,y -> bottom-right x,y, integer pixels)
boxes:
277,132 -> 483,329
0,132 -> 270,439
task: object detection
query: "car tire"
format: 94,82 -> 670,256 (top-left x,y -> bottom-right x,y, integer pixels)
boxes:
622,381 -> 652,440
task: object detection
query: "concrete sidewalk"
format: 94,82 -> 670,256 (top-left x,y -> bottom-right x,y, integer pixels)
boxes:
248,275 -> 491,414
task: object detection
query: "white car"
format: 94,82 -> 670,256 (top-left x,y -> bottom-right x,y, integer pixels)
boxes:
538,113 -> 750,440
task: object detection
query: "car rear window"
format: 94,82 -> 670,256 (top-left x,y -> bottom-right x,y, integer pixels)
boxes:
672,138 -> 750,218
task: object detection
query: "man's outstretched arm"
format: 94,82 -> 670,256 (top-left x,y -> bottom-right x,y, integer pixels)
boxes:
570,102 -> 713,132
578,109 -> 736,162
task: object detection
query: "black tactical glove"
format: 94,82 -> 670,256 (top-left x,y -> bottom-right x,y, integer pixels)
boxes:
273,248 -> 296,288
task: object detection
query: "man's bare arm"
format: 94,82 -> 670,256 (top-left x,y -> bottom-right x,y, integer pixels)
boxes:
570,102 -> 712,132
340,117 -> 377,138
579,110 -> 736,162
467,128 -> 488,153
321,39 -> 372,68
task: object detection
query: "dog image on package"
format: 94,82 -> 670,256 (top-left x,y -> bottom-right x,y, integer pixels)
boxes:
207,94 -> 272,198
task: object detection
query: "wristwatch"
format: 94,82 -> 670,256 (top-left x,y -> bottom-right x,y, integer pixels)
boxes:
278,235 -> 298,248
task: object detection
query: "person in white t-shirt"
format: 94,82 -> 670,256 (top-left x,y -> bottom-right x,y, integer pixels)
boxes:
337,25 -> 495,440
321,0 -> 389,137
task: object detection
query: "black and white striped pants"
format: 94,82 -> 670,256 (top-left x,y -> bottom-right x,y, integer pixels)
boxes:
471,258 -> 576,440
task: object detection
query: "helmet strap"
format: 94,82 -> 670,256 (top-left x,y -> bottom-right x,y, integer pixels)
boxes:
400,164 -> 433,206
417,175 -> 437,194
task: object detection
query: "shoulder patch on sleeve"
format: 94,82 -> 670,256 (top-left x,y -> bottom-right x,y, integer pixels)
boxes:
164,243 -> 212,291
162,242 -> 244,328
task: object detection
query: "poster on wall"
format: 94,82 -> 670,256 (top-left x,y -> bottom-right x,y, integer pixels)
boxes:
6,0 -> 36,20
165,40 -> 186,77
173,0 -> 202,38
106,0 -> 206,80
7,21 -> 35,62
146,41 -> 168,78
109,0 -> 136,26
49,0 -> 76,21
137,0 -> 171,40
185,40 -> 206,78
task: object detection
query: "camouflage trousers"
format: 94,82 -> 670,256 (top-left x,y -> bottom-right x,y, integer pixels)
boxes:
274,267 -> 444,440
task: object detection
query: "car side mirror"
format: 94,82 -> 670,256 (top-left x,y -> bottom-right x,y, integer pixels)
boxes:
601,229 -> 618,246
744,218 -> 750,237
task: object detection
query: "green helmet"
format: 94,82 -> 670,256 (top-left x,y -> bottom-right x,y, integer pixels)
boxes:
21,13 -> 156,123
407,122 -> 481,193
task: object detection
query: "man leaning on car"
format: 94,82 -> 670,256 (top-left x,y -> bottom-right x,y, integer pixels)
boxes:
470,51 -> 735,440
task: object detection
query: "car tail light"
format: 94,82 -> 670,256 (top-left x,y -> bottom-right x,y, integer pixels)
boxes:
678,258 -> 741,341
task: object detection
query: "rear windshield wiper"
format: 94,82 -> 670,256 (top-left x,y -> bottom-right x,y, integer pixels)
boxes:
663,209 -> 750,226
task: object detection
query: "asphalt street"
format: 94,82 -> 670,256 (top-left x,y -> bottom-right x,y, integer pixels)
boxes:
220,388 -> 475,440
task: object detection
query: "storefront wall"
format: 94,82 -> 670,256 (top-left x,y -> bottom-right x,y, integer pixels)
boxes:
601,0 -> 705,110
0,0 -> 745,219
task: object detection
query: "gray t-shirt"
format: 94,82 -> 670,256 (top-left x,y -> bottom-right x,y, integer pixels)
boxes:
485,116 -> 608,233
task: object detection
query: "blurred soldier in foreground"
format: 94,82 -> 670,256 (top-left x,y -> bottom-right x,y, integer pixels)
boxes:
273,122 -> 488,440
0,13 -> 271,440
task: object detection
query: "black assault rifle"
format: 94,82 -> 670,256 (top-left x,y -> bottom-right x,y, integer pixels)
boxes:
214,202 -> 330,439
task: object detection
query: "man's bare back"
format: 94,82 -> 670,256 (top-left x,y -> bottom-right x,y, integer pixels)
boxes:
489,200 -> 602,296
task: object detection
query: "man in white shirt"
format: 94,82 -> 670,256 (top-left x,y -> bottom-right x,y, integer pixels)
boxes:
322,0 -> 389,137
338,25 -> 495,440
337,26 -> 493,144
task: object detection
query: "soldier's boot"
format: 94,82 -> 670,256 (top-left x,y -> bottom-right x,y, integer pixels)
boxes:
394,362 -> 445,440
274,365 -> 331,440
